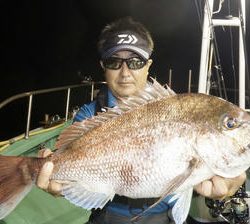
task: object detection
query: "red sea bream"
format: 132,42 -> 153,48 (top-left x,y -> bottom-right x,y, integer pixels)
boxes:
1,79 -> 250,224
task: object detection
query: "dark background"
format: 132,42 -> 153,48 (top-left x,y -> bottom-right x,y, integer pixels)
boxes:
1,0 -> 250,139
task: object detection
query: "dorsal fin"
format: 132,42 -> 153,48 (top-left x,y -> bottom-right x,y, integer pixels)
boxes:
117,77 -> 175,110
55,108 -> 122,149
55,78 -> 175,150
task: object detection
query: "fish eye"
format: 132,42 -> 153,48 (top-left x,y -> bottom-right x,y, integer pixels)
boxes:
222,116 -> 239,130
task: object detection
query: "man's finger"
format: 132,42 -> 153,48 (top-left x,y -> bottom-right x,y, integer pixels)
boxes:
225,173 -> 246,197
210,176 -> 228,199
37,162 -> 54,190
38,148 -> 53,158
194,180 -> 213,197
47,181 -> 63,196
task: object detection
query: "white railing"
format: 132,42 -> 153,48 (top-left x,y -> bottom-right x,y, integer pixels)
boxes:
0,81 -> 106,139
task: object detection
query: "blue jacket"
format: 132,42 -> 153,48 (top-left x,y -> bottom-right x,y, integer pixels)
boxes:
73,87 -> 175,217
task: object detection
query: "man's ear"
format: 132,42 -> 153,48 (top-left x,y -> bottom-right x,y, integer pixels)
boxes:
148,59 -> 153,66
147,59 -> 153,69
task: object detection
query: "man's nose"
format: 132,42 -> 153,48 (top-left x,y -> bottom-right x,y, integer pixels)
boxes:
119,61 -> 131,76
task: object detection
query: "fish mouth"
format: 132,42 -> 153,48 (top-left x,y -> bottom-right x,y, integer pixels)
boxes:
246,143 -> 250,150
242,143 -> 250,154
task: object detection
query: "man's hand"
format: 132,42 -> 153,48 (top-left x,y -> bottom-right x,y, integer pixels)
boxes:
37,149 -> 63,195
194,172 -> 246,200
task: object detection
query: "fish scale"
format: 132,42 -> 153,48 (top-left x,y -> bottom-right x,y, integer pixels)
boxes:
52,121 -> 199,199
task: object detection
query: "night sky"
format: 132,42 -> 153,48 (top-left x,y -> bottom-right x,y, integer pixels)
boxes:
1,0 -> 250,139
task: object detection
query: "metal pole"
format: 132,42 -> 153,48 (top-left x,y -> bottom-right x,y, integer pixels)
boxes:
198,0 -> 214,93
91,82 -> 95,101
168,69 -> 172,88
65,88 -> 71,121
188,70 -> 192,93
25,95 -> 33,139
212,18 -> 241,27
239,0 -> 246,109
206,44 -> 214,95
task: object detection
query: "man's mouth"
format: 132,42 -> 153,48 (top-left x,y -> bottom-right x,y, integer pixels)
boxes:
118,82 -> 134,85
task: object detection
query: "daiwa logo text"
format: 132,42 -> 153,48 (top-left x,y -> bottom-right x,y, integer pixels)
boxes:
117,34 -> 138,44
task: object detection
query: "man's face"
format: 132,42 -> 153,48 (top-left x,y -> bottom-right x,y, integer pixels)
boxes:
101,51 -> 152,98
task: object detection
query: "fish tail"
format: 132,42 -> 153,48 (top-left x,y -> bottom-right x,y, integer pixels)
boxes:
0,155 -> 44,219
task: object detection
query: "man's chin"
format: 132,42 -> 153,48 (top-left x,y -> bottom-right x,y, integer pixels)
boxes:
117,89 -> 137,98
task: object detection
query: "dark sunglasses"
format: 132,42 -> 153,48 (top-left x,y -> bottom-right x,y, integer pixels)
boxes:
102,57 -> 147,70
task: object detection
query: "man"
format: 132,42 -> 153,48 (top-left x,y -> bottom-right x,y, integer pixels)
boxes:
37,17 -> 246,224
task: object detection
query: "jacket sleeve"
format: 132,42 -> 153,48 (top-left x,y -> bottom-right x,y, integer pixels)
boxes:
73,101 -> 97,122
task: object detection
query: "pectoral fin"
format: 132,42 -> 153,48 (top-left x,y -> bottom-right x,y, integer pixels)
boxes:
170,188 -> 193,224
61,181 -> 115,210
131,158 -> 198,223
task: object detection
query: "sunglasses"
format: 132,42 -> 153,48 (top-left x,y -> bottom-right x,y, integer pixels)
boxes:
102,57 -> 147,70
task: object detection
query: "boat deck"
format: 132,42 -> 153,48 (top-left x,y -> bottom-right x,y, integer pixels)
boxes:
0,121 -> 90,224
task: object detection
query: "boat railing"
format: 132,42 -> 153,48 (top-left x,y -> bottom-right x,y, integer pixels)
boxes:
0,81 -> 106,139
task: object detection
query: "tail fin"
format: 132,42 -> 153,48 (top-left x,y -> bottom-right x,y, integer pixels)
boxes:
0,155 -> 42,219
